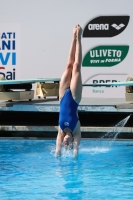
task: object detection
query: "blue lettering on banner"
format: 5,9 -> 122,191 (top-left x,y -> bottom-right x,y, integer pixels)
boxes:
1,33 -> 7,39
1,32 -> 15,39
0,69 -> 16,80
1,40 -> 15,50
0,31 -> 17,80
0,53 -> 16,65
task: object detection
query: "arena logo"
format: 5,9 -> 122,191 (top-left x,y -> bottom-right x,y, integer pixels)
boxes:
82,45 -> 129,67
83,16 -> 130,37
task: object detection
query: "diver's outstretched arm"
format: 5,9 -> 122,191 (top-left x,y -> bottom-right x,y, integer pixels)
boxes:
73,132 -> 81,158
55,132 -> 63,157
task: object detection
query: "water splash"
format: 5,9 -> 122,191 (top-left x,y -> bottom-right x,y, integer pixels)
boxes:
101,115 -> 130,140
80,147 -> 110,155
51,145 -> 74,158
61,148 -> 73,158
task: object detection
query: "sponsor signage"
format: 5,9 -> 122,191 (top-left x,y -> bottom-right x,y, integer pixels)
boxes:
83,16 -> 130,37
0,24 -> 20,80
82,45 -> 129,67
82,74 -> 128,98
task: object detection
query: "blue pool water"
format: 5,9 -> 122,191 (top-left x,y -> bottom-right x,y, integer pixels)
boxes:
0,139 -> 133,200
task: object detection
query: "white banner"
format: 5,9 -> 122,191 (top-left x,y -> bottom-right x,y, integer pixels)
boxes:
82,74 -> 128,98
0,0 -> 132,98
0,24 -> 20,80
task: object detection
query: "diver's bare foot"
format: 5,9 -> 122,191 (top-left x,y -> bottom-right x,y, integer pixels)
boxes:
73,25 -> 78,39
76,24 -> 82,40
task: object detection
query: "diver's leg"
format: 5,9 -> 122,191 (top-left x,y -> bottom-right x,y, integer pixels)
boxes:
59,26 -> 77,99
70,25 -> 82,103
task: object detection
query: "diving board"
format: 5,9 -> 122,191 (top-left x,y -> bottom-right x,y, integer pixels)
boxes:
0,78 -> 60,101
82,81 -> 133,87
0,77 -> 133,101
0,78 -> 133,86
0,78 -> 60,85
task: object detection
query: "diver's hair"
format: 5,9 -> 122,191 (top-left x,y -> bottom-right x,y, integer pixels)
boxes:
63,131 -> 74,149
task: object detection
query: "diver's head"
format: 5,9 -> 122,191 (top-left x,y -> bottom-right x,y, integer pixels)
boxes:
63,132 -> 74,149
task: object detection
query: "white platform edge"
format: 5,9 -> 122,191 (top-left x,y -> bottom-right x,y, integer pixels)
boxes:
0,126 -> 132,132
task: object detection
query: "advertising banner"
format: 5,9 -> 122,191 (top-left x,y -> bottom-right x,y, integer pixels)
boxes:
0,0 -> 132,98
81,14 -> 131,98
82,45 -> 129,67
83,16 -> 130,37
0,24 -> 20,80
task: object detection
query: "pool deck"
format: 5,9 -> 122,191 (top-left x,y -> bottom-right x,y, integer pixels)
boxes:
0,97 -> 133,112
0,97 -> 133,138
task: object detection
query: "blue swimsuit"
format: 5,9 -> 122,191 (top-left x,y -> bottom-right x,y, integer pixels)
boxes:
59,88 -> 79,132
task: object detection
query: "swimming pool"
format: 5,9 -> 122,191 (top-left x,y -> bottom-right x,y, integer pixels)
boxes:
0,139 -> 133,200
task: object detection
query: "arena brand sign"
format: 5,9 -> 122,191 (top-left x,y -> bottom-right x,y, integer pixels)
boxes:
83,16 -> 130,37
82,45 -> 129,67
